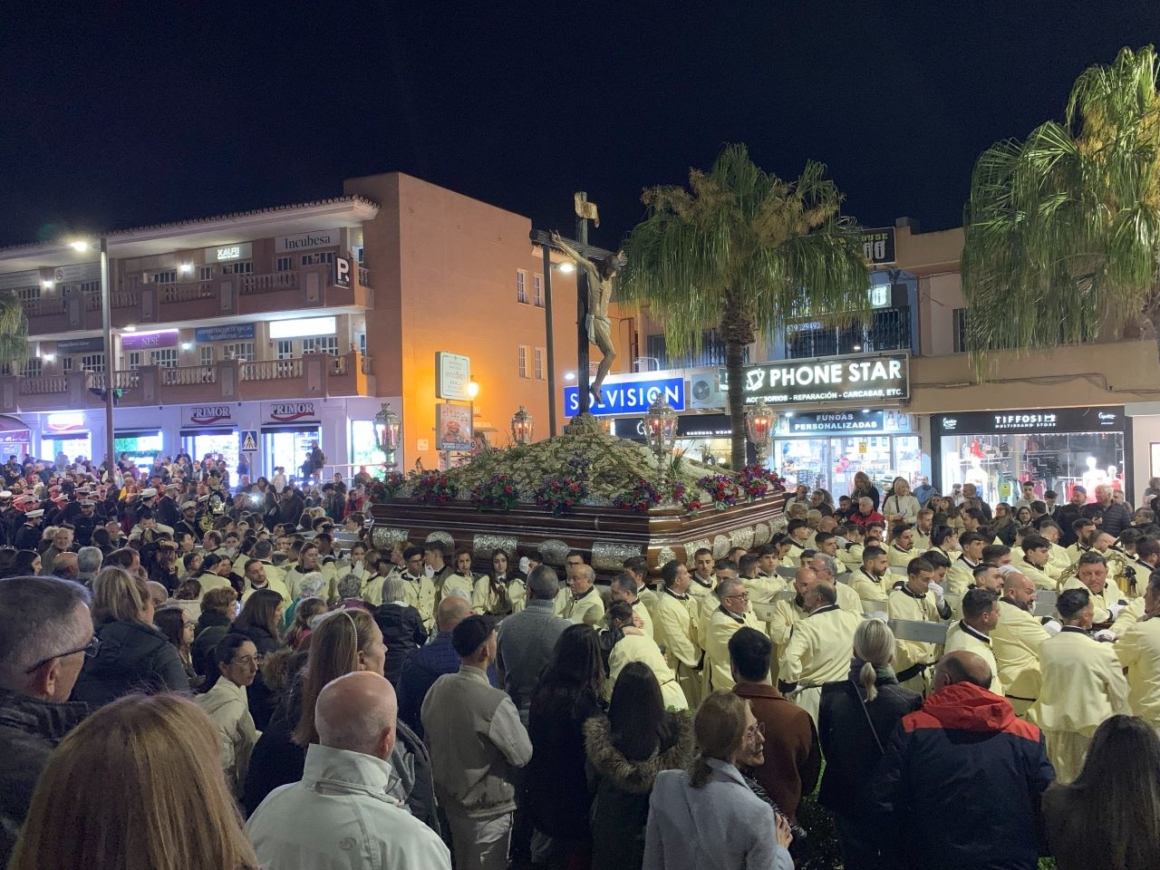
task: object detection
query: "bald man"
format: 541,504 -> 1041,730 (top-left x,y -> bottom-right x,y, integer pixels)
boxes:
248,672 -> 451,869
398,596 -> 473,737
990,571 -> 1053,716
871,650 -> 1054,870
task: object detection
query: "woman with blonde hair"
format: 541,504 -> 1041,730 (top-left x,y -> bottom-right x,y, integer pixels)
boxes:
817,619 -> 922,869
71,567 -> 189,706
644,691 -> 792,869
9,693 -> 259,870
883,477 -> 920,526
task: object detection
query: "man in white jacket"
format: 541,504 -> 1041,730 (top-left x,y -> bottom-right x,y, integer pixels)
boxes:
248,671 -> 450,870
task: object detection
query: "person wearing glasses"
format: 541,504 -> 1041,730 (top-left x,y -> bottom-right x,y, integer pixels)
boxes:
0,576 -> 97,866
702,576 -> 764,693
71,567 -> 190,708
196,633 -> 261,799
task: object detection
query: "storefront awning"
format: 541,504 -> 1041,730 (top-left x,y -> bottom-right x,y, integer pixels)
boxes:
0,415 -> 30,433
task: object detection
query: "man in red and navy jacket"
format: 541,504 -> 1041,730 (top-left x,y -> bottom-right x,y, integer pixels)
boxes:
871,650 -> 1055,870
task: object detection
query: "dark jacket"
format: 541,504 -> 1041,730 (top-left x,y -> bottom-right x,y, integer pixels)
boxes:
192,611 -> 233,677
584,712 -> 694,870
871,682 -> 1055,870
71,619 -> 190,707
818,667 -> 922,819
372,603 -> 428,686
0,689 -> 89,867
527,685 -> 605,840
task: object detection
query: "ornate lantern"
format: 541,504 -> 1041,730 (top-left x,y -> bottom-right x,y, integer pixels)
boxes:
644,395 -> 679,459
373,403 -> 401,469
744,400 -> 776,465
511,406 -> 534,445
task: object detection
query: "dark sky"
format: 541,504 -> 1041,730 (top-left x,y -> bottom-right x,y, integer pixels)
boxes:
3,1 -> 1158,251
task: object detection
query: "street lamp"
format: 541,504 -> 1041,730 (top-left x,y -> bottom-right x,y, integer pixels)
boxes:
511,406 -> 534,445
644,395 -> 678,461
68,236 -> 115,484
744,400 -> 776,466
373,402 -> 401,470
466,377 -> 479,431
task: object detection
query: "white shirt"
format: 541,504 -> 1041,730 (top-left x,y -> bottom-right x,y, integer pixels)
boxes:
248,743 -> 451,870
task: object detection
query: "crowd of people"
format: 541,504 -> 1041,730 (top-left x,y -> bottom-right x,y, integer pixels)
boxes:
1,454 -> 1160,869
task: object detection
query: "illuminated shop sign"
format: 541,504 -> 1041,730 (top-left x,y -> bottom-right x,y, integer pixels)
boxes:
936,407 -> 1124,435
564,376 -> 685,417
741,353 -> 909,406
776,410 -> 912,436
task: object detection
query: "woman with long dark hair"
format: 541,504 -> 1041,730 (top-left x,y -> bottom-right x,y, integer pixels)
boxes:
527,624 -> 606,866
230,588 -> 287,730
195,633 -> 261,798
153,604 -> 200,688
584,662 -> 693,870
1043,715 -> 1160,870
472,549 -> 523,616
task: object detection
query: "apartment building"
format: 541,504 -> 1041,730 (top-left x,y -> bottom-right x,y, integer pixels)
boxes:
0,173 -> 577,477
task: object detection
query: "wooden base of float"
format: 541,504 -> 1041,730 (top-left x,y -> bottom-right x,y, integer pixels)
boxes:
368,495 -> 786,576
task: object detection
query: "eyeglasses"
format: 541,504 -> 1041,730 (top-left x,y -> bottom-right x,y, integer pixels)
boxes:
25,635 -> 101,674
745,721 -> 765,739
725,592 -> 750,601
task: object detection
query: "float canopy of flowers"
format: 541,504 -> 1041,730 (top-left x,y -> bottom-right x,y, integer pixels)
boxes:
366,423 -> 783,513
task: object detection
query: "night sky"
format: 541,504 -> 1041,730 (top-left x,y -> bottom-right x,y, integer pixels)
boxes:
3,2 -> 1158,251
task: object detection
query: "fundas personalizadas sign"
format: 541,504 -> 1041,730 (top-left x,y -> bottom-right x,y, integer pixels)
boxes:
564,376 -> 685,418
741,353 -> 910,406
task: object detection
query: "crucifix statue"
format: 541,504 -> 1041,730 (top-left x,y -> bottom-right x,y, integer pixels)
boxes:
551,230 -> 625,405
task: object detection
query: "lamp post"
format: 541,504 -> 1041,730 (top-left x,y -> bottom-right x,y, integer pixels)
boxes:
69,237 -> 115,483
373,402 -> 401,471
744,400 -> 776,467
466,377 -> 479,430
644,396 -> 678,478
511,406 -> 534,445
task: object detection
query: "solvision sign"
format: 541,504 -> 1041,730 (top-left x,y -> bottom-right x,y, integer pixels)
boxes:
565,376 -> 685,417
741,353 -> 909,406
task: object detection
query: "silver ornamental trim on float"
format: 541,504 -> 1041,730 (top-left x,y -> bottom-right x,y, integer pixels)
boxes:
685,539 -> 711,565
425,531 -> 456,551
712,535 -> 731,559
539,539 -> 571,566
731,527 -> 755,551
753,522 -> 772,546
592,542 -> 643,572
473,534 -> 518,559
657,546 -> 678,567
372,527 -> 410,551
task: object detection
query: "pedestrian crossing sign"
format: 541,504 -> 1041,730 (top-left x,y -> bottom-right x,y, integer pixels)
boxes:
241,430 -> 258,452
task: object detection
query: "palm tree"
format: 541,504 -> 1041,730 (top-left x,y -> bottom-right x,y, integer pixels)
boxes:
619,143 -> 871,471
0,291 -> 28,372
962,46 -> 1160,370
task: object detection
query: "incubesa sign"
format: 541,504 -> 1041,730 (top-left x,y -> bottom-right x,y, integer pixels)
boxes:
741,353 -> 910,406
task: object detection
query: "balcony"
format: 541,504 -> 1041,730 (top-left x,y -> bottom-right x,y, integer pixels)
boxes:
20,264 -> 373,336
0,351 -> 376,414
784,306 -> 913,359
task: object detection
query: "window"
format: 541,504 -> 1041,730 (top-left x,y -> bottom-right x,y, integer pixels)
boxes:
302,336 -> 338,355
222,342 -> 254,362
199,266 -> 215,281
357,333 -> 367,355
149,271 -> 177,284
80,353 -> 104,373
126,351 -> 142,371
518,345 -> 528,378
534,347 -> 544,380
953,308 -> 968,354
200,346 -> 214,366
221,261 -> 253,275
151,348 -> 178,368
275,340 -> 294,360
516,271 -> 527,304
62,357 -> 74,372
300,252 -> 335,266
79,280 -> 99,294
276,256 -> 293,272
355,246 -> 365,265
533,274 -> 544,307
15,286 -> 39,303
21,358 -> 41,378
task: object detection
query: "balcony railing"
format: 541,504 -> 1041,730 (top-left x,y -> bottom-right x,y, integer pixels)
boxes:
360,354 -> 373,374
162,281 -> 215,303
89,370 -> 140,390
239,272 -> 298,296
21,297 -> 66,317
160,366 -> 216,386
645,331 -> 744,369
240,359 -> 302,380
20,376 -> 67,395
359,267 -> 372,288
784,306 -> 913,359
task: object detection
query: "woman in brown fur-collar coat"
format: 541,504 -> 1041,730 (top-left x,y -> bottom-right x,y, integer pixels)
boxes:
584,662 -> 695,870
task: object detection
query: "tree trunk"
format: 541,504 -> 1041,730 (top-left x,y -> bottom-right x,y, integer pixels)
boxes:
726,339 -> 747,471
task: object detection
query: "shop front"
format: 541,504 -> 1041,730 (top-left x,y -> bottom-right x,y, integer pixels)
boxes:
931,406 -> 1128,506
772,410 -> 920,494
40,412 -> 92,463
0,415 -> 32,460
114,429 -> 165,470
180,404 -> 240,473
261,401 -> 323,481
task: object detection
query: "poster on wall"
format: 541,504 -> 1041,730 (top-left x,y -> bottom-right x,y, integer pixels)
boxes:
436,404 -> 473,451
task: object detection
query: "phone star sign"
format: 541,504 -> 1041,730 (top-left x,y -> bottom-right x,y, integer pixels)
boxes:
435,352 -> 472,401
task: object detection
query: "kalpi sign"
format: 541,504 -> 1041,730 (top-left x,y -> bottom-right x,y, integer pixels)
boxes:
263,401 -> 320,424
181,405 -> 237,427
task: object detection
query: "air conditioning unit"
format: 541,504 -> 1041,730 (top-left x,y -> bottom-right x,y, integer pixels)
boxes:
688,369 -> 726,410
